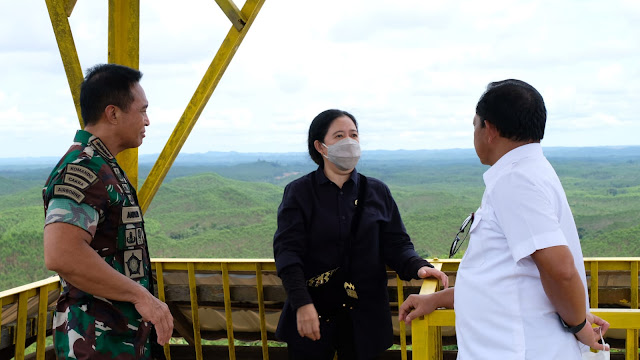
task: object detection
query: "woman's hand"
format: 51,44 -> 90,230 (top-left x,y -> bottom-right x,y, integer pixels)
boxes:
296,303 -> 321,340
417,266 -> 449,288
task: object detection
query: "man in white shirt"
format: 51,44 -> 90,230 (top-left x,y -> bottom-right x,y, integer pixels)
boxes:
399,80 -> 609,359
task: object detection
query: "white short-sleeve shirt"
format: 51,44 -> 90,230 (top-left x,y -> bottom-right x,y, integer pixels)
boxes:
454,143 -> 588,360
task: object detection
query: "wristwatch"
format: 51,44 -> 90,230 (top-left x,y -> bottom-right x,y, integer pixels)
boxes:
558,314 -> 587,334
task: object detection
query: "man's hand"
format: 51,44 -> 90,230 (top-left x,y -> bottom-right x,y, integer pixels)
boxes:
399,288 -> 455,325
45,223 -> 174,344
587,312 -> 610,336
575,318 -> 610,351
417,266 -> 449,289
134,292 -> 174,345
296,303 -> 321,340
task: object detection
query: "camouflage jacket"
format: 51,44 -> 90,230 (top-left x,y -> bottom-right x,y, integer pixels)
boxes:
43,130 -> 154,360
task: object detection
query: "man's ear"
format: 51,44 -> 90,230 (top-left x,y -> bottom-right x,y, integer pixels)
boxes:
105,105 -> 118,125
484,120 -> 500,143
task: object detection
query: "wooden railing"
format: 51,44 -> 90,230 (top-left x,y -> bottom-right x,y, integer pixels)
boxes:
2,258 -> 640,359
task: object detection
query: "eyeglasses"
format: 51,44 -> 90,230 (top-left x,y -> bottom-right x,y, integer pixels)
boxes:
449,213 -> 474,258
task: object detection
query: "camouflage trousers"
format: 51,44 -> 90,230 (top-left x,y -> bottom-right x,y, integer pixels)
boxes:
53,299 -> 152,360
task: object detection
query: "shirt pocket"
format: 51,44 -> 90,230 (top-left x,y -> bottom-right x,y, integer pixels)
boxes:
459,210 -> 485,269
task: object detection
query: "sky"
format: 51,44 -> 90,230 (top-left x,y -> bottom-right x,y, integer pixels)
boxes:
0,0 -> 639,158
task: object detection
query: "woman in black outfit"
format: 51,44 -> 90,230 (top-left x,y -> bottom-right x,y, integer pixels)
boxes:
273,109 -> 449,360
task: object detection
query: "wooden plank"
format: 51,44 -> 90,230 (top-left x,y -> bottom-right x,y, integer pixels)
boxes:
168,303 -> 196,346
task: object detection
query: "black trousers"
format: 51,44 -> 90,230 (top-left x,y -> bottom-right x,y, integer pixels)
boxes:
286,310 -> 382,360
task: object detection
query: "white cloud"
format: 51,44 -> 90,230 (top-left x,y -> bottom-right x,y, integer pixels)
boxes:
0,0 -> 639,158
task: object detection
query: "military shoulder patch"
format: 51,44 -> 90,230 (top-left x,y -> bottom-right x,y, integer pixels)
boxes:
63,173 -> 94,190
65,163 -> 98,183
53,184 -> 86,203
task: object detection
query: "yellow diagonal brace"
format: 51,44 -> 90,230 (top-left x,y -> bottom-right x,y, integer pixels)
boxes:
138,0 -> 266,213
45,0 -> 84,128
109,0 -> 140,188
215,0 -> 247,31
64,0 -> 77,16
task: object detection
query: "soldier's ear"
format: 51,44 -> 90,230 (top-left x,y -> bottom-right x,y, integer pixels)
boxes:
104,105 -> 118,125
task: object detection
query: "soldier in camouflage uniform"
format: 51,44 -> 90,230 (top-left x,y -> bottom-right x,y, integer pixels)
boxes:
43,64 -> 173,359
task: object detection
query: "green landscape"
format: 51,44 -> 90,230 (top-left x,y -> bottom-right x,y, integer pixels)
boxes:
1,147 -> 639,291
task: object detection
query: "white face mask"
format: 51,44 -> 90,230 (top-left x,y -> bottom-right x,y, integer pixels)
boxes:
322,137 -> 361,171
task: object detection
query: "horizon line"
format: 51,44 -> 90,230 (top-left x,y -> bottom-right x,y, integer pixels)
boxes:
0,144 -> 639,161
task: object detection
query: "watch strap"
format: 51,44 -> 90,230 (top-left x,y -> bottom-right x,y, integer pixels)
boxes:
558,314 -> 587,334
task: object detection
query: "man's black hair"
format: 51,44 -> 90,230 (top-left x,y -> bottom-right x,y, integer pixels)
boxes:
79,64 -> 143,126
476,79 -> 546,141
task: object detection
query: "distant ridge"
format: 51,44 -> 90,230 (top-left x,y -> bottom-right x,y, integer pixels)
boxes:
0,146 -> 638,169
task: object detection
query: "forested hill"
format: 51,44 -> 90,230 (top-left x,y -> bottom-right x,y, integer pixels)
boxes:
0,146 -> 639,291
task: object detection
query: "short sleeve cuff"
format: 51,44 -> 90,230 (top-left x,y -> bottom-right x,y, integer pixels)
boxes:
511,228 -> 569,263
45,198 -> 99,237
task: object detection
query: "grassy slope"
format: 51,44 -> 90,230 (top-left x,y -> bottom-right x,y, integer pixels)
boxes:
1,158 -> 639,290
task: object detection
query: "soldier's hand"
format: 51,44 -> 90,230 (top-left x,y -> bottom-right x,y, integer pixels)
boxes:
134,291 -> 174,345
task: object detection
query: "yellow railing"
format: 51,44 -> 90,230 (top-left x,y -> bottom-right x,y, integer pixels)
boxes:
2,258 -> 640,359
411,258 -> 640,360
0,277 -> 60,360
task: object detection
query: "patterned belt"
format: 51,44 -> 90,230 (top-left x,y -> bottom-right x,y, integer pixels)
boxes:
306,268 -> 339,287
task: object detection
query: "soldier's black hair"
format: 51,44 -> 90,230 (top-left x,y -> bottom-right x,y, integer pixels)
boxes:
307,109 -> 358,167
475,79 -> 546,142
80,64 -> 143,126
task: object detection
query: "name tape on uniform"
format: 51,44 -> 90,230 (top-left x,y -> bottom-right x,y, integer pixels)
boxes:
90,138 -> 114,159
122,206 -> 143,224
65,164 -> 97,183
63,173 -> 93,190
53,184 -> 86,203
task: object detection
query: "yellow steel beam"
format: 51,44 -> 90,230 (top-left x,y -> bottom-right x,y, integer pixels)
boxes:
396,274 -> 408,360
626,329 -> 639,360
155,262 -> 172,360
590,261 -> 599,308
255,263 -> 269,360
215,0 -> 247,31
138,0 -> 266,213
64,0 -> 77,16
222,262 -> 237,360
632,261 -> 638,309
36,285 -> 49,360
108,0 -> 141,189
45,0 -> 84,127
187,262 -> 203,360
0,295 -> 2,354
14,291 -> 28,359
